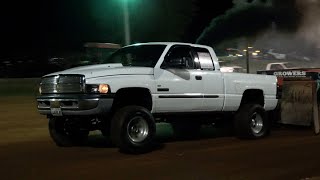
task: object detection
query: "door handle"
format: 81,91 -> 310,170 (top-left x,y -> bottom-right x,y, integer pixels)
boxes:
195,75 -> 202,80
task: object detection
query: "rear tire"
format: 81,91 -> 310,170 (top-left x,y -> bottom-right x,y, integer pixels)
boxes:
48,117 -> 89,146
110,105 -> 156,154
233,104 -> 270,139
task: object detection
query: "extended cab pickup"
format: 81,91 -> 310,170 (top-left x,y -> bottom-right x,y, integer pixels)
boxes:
36,42 -> 278,153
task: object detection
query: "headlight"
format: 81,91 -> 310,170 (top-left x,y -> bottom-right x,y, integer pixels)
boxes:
98,84 -> 109,93
86,84 -> 110,94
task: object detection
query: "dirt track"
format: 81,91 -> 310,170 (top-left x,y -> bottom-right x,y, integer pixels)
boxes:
1,96 -> 320,180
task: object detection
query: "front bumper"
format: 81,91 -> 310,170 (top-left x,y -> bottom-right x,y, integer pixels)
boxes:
36,94 -> 114,116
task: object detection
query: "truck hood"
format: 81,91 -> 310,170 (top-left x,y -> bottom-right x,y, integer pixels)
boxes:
45,63 -> 154,79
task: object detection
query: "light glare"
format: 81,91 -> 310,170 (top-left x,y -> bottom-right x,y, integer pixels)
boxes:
99,84 -> 109,93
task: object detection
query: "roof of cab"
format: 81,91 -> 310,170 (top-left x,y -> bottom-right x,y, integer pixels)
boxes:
123,42 -> 213,49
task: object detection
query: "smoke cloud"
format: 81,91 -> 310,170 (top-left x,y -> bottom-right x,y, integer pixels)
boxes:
196,0 -> 320,61
254,0 -> 320,58
196,0 -> 276,45
296,0 -> 320,48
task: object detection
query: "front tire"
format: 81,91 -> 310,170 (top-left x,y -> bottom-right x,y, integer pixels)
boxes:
49,117 -> 89,147
233,104 -> 270,139
110,106 -> 156,154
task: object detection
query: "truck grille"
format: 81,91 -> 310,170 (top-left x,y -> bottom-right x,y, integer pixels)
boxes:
40,74 -> 85,94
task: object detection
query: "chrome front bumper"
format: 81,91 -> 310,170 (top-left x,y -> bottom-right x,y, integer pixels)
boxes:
36,94 -> 114,116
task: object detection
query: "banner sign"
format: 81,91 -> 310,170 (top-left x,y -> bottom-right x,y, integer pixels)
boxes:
257,69 -> 320,80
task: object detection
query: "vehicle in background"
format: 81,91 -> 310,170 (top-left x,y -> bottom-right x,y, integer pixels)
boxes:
218,60 -> 246,73
47,43 -> 121,70
264,49 -> 286,60
266,62 -> 300,70
286,51 -> 311,61
82,42 -> 121,65
220,65 -> 246,73
225,48 -> 244,57
225,47 -> 263,60
48,57 -> 65,66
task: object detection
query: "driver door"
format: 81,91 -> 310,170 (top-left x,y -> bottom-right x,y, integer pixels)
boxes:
153,45 -> 204,113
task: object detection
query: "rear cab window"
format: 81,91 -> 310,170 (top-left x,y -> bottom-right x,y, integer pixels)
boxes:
192,47 -> 215,71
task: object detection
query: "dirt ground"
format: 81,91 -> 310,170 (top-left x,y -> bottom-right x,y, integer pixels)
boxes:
1,96 -> 320,180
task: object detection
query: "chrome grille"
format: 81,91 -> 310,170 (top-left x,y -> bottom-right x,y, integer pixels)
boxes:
40,75 -> 85,94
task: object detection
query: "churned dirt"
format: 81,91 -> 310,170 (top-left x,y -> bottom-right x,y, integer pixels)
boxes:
1,96 -> 320,180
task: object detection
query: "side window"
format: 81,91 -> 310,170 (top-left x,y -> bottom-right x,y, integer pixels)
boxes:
162,46 -> 195,69
193,47 -> 214,70
271,64 -> 283,70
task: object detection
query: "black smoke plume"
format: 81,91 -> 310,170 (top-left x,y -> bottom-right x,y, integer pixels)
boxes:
196,0 -> 300,46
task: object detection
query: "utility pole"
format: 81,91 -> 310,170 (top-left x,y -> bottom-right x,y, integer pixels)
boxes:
246,45 -> 250,74
123,0 -> 131,45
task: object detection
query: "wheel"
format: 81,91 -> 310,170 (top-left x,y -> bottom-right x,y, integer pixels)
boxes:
110,105 -> 156,154
48,117 -> 89,147
233,104 -> 270,139
170,119 -> 201,140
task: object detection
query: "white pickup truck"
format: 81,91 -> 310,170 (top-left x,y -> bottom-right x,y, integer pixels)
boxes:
36,42 -> 278,153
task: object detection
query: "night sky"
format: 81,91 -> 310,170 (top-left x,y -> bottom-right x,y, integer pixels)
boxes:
1,0 -> 307,62
0,0 -> 234,59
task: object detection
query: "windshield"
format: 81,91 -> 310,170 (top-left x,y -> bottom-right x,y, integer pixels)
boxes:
104,45 -> 166,67
284,62 -> 297,68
